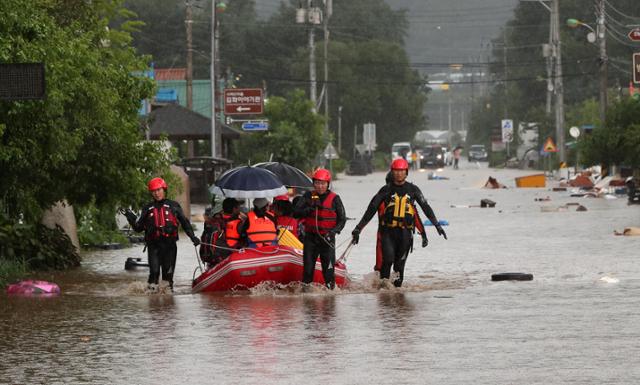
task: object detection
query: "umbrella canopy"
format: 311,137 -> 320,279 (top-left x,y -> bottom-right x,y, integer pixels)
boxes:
253,162 -> 313,189
210,166 -> 287,199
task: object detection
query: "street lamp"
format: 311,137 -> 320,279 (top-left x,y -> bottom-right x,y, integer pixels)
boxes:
566,13 -> 607,128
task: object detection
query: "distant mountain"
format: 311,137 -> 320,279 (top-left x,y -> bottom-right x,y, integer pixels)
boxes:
257,0 -> 517,73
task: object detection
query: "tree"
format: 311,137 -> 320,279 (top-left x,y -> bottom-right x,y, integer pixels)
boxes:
0,0 -> 169,222
580,99 -> 640,170
232,89 -> 324,171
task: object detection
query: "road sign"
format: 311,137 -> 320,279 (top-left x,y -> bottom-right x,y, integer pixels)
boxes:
629,28 -> 640,42
634,53 -> 640,84
569,126 -> 580,139
323,143 -> 339,159
241,121 -> 269,131
542,137 -> 558,153
501,119 -> 514,143
224,88 -> 264,115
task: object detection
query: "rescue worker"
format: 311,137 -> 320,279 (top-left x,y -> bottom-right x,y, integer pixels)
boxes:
240,197 -> 278,248
351,159 -> 447,287
372,171 -> 429,272
273,194 -> 300,239
293,168 -> 347,289
124,177 -> 200,292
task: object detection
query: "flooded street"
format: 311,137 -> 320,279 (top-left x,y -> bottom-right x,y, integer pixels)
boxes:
2,162 -> 640,384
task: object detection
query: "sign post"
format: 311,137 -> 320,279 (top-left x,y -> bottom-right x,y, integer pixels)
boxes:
634,53 -> 640,84
224,88 -> 264,115
501,119 -> 513,157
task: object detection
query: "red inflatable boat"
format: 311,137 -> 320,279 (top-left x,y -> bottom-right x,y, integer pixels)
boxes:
192,245 -> 349,292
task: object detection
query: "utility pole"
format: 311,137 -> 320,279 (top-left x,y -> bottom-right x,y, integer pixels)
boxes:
503,28 -> 508,119
338,105 -> 342,153
323,0 -> 332,137
186,1 -> 195,157
297,1 -> 322,112
210,0 -> 217,158
552,0 -> 566,163
597,0 -> 607,126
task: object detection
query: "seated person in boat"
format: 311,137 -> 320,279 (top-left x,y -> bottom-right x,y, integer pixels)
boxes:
239,198 -> 278,248
200,200 -> 224,268
210,198 -> 245,264
273,194 -> 301,240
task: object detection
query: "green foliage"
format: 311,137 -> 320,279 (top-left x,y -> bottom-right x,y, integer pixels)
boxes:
0,0 -> 175,226
580,99 -> 640,169
0,213 -> 80,287
232,89 -> 325,171
125,0 -> 423,158
76,201 -> 129,247
469,0 -> 640,157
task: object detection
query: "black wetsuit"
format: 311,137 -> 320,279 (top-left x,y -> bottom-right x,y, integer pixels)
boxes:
293,190 -> 347,289
130,199 -> 197,288
355,182 -> 441,287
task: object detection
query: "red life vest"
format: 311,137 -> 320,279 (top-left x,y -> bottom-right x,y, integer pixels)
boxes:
276,215 -> 299,238
305,192 -> 337,235
246,211 -> 277,247
148,203 -> 178,240
224,214 -> 242,248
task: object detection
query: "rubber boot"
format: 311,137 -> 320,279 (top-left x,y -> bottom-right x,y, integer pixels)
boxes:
147,283 -> 158,293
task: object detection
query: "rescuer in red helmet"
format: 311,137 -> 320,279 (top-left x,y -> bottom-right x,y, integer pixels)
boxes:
293,168 -> 346,289
351,158 -> 447,287
124,177 -> 200,292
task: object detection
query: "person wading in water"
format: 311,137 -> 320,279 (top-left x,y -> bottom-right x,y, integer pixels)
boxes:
351,159 -> 447,287
125,177 -> 200,292
293,168 -> 346,290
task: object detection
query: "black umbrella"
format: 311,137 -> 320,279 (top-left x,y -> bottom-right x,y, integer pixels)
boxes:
253,162 -> 313,189
209,166 -> 287,199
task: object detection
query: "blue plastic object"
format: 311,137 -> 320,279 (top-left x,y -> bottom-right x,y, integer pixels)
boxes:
423,219 -> 449,226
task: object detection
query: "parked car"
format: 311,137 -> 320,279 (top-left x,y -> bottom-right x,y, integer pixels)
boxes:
418,145 -> 445,168
468,144 -> 488,161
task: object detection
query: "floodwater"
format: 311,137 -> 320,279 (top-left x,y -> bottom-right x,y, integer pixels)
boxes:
2,161 -> 640,384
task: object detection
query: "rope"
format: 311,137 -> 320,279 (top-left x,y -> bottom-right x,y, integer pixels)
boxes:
199,241 -> 284,255
193,245 -> 203,272
336,241 -> 355,265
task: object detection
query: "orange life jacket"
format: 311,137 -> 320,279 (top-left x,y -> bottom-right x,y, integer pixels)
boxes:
276,215 -> 299,238
305,192 -> 337,235
147,203 -> 178,240
224,214 -> 242,248
246,211 -> 277,247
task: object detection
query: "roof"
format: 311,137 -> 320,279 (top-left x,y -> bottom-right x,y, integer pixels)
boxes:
147,104 -> 242,140
154,68 -> 186,81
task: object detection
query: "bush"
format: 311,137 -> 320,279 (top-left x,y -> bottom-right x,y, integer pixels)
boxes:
0,213 -> 80,287
76,203 -> 128,247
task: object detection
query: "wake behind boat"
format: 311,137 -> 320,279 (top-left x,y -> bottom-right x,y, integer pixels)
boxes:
192,244 -> 349,292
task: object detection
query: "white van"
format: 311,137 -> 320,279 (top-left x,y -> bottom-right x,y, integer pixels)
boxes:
391,142 -> 412,162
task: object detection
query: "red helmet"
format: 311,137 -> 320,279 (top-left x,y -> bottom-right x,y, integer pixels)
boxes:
312,168 -> 331,182
148,177 -> 168,191
274,194 -> 290,201
390,158 -> 409,171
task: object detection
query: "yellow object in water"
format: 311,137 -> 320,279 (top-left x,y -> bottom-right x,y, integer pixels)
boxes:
277,228 -> 303,249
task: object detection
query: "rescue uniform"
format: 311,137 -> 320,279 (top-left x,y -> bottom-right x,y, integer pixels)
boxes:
354,182 -> 441,287
131,199 -> 197,288
293,190 -> 347,288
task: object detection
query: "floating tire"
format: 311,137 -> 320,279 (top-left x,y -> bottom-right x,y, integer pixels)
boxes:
491,272 -> 533,281
125,257 -> 149,270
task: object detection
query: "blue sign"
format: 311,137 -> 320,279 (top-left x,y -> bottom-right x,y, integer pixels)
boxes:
241,121 -> 269,131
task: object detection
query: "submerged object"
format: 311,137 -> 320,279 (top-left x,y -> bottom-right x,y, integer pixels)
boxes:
6,280 -> 61,296
515,174 -> 546,188
423,219 -> 449,226
192,245 -> 349,292
125,257 -> 149,270
491,273 -> 534,281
